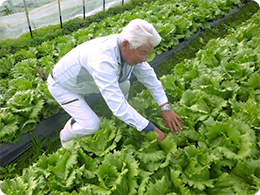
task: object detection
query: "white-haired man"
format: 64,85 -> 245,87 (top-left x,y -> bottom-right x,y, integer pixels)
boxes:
47,19 -> 184,146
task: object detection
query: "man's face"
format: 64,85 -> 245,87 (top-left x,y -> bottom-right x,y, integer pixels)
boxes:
121,41 -> 154,66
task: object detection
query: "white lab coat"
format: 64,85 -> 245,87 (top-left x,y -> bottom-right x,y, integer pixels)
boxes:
50,34 -> 168,131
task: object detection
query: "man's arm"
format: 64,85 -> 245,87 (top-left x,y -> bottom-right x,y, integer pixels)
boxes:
90,60 -> 151,131
153,126 -> 166,142
160,103 -> 184,134
132,62 -> 168,106
133,63 -> 184,137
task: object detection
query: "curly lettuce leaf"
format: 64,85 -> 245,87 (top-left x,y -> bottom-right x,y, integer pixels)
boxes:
145,176 -> 169,195
230,159 -> 260,194
137,140 -> 165,164
102,150 -> 139,194
78,119 -> 122,157
229,98 -> 260,129
206,173 -> 235,195
6,89 -> 44,119
170,169 -> 191,195
181,145 -> 216,191
0,57 -> 14,77
202,117 -> 257,160
180,90 -> 227,120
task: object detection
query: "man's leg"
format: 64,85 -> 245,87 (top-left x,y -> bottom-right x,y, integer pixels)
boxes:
47,78 -> 100,146
59,97 -> 100,146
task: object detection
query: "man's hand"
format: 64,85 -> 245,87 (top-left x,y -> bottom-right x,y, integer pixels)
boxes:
153,126 -> 166,142
160,109 -> 184,134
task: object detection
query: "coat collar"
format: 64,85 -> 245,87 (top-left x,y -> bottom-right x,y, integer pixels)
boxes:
117,36 -> 125,67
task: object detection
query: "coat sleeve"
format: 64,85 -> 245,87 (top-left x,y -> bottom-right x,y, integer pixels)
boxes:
132,62 -> 168,106
88,59 -> 149,131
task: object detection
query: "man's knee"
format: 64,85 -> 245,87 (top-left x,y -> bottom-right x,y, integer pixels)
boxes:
72,116 -> 101,136
60,117 -> 101,146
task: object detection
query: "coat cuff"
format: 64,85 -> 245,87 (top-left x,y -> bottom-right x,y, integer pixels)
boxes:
142,121 -> 155,132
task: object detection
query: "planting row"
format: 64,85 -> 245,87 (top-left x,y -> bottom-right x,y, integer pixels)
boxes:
0,0 -> 247,144
0,9 -> 259,194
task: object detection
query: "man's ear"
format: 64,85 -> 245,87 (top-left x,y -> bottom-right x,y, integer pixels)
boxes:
122,41 -> 129,51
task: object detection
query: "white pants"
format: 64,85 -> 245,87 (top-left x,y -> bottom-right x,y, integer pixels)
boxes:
47,75 -> 130,145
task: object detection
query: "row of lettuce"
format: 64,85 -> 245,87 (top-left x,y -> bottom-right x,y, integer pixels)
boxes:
0,0 -> 247,144
0,9 -> 259,195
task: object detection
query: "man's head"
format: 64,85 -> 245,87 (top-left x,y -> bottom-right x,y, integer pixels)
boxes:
118,19 -> 161,66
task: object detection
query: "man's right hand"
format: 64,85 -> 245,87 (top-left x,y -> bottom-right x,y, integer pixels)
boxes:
153,126 -> 166,142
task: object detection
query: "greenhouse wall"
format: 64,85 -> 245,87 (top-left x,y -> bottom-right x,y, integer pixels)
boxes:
0,0 -> 129,40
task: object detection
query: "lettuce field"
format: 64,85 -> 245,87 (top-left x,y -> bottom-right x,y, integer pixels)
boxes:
0,0 -> 260,194
0,0 -> 248,144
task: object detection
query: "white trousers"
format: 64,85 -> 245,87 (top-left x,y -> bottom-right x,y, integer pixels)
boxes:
47,75 -> 130,146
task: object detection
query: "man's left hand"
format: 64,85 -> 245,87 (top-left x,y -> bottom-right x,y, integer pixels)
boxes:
161,110 -> 184,134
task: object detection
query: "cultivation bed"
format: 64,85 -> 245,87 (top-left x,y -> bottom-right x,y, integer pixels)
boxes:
0,2 -> 251,167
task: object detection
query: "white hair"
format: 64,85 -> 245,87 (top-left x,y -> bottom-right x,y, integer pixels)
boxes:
118,19 -> 161,49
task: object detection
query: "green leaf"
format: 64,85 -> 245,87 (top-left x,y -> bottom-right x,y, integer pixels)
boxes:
180,145 -> 215,191
137,170 -> 152,195
11,59 -> 38,78
47,149 -> 79,191
80,119 -> 122,156
137,140 -> 165,164
8,77 -> 36,91
110,168 -> 129,195
159,133 -> 178,155
230,98 -> 260,128
180,90 -> 227,118
36,41 -> 56,58
0,177 -> 28,195
0,109 -> 20,143
230,159 -> 260,194
161,74 -> 185,102
170,169 -> 191,195
6,89 -> 44,119
101,150 -> 139,194
206,173 -> 235,195
202,117 -> 257,160
244,73 -> 260,90
0,57 -> 14,77
83,183 -> 111,195
146,52 -> 156,62
77,148 -> 100,179
145,176 -> 169,195
97,162 -> 119,189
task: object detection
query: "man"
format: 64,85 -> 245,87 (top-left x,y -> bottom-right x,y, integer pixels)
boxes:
47,19 -> 184,147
